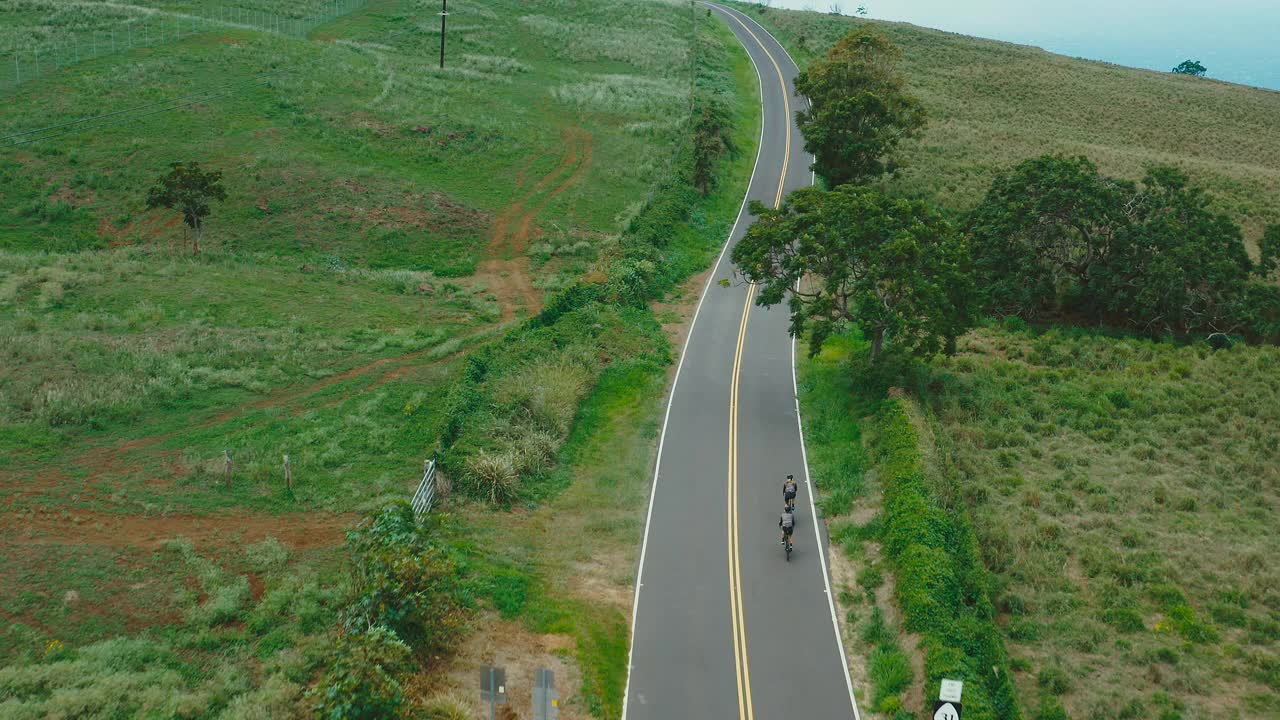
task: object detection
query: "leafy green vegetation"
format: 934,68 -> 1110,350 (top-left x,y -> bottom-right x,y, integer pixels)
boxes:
968,156 -> 1280,339
794,27 -> 926,187
871,398 -> 1020,720
734,185 -> 972,361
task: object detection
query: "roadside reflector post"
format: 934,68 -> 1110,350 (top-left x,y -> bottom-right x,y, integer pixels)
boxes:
480,665 -> 507,720
533,668 -> 558,720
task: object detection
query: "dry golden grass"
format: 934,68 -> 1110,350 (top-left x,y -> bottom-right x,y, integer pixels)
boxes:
923,326 -> 1280,720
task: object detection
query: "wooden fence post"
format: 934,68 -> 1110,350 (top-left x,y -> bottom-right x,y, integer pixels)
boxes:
284,454 -> 293,493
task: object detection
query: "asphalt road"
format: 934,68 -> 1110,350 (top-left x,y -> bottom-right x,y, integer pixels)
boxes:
622,5 -> 859,720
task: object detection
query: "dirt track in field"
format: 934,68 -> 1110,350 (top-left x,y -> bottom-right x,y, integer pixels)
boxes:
476,126 -> 594,322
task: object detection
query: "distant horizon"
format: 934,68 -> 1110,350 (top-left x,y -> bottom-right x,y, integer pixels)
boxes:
765,0 -> 1280,92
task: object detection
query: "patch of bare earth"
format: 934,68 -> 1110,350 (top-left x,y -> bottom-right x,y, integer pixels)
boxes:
418,615 -> 586,720
476,127 -> 594,322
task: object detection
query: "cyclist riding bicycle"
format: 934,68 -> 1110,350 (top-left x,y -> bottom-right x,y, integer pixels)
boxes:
779,506 -> 795,547
782,474 -> 798,512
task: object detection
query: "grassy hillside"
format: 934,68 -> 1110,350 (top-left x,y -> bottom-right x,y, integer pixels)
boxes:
0,0 -> 760,716
730,2 -> 1280,244
922,326 -> 1280,720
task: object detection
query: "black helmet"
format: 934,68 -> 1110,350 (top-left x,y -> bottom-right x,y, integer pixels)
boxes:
786,474 -> 794,480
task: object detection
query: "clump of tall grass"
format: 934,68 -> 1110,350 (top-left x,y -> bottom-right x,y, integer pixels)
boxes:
493,354 -> 595,437
553,74 -> 688,115
418,693 -> 476,720
465,449 -> 520,504
0,635 -> 254,719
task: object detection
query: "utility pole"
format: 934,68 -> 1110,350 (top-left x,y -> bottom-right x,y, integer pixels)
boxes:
439,0 -> 448,69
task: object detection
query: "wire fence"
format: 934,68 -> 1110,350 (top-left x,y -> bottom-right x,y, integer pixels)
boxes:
2,0 -> 368,90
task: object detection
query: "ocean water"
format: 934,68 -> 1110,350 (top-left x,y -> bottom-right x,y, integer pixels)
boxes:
768,0 -> 1280,91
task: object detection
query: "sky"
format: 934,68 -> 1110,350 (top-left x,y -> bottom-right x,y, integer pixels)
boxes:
769,0 -> 1280,91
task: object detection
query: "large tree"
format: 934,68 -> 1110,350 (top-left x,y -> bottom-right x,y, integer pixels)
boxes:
1172,59 -> 1207,76
732,185 -> 973,362
966,155 -> 1136,319
145,161 -> 228,254
1105,166 -> 1255,335
794,29 -> 926,187
969,154 -> 1274,337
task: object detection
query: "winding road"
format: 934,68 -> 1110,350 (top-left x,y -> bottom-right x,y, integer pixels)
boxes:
623,5 -> 859,719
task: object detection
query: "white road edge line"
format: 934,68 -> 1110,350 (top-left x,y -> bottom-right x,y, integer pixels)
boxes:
718,5 -> 863,717
620,6 -> 769,714
793,334 -> 862,720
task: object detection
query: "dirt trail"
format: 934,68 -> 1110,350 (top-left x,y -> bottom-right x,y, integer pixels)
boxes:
477,127 -> 594,322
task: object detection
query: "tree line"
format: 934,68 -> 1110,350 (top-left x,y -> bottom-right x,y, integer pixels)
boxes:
733,29 -> 1280,363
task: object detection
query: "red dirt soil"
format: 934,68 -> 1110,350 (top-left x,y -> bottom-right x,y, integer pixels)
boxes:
477,126 -> 594,322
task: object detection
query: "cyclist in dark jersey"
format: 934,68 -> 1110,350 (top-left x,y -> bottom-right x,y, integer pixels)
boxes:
779,506 -> 795,546
782,474 -> 798,512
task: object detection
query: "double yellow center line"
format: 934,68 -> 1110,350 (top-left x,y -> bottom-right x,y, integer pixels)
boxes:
721,7 -> 793,720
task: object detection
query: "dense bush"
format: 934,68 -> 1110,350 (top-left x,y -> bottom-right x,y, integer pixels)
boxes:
343,503 -> 468,655
310,627 -> 413,720
968,155 -> 1280,340
874,399 -> 1021,720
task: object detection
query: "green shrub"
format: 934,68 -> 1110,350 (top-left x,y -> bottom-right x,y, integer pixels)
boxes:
344,504 -> 468,654
873,399 -> 1022,720
1037,666 -> 1072,695
861,606 -> 895,647
870,646 -> 914,704
1035,695 -> 1068,720
309,627 -> 412,720
857,565 -> 885,596
1100,607 -> 1145,633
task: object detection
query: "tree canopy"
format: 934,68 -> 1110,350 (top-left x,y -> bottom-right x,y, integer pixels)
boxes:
731,185 -> 973,362
145,161 -> 228,253
968,154 -> 1278,338
1172,59 -> 1208,76
794,30 -> 926,187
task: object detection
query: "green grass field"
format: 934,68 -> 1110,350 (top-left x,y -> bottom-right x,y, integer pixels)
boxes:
0,0 -> 760,716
